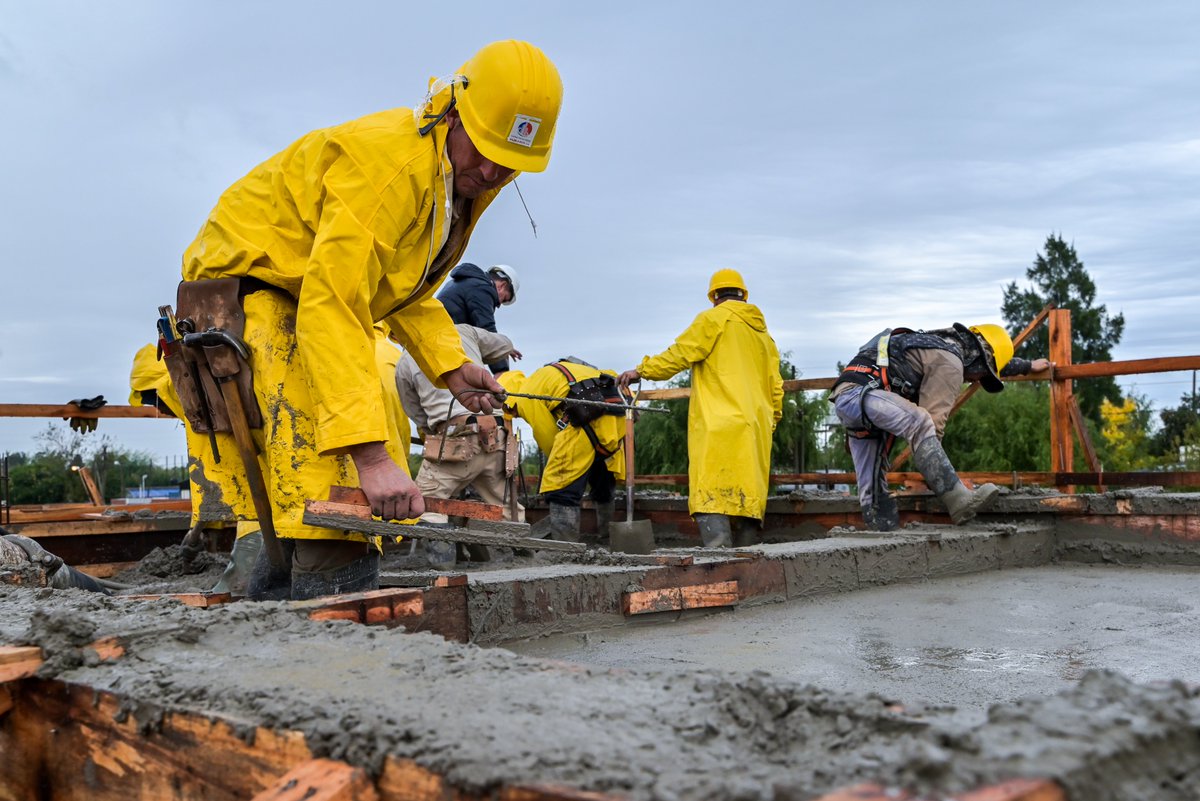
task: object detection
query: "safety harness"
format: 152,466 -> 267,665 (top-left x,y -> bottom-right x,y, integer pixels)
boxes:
547,361 -> 626,458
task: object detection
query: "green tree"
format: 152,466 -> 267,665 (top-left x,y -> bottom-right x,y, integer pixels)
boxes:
1001,234 -> 1125,423
942,383 -> 1052,471
1150,392 -> 1200,464
1097,395 -> 1155,471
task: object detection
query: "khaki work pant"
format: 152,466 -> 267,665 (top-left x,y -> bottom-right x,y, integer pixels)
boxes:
415,445 -> 524,524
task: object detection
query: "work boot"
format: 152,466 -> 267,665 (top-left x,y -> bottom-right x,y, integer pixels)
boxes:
529,503 -> 582,542
695,513 -> 732,548
594,500 -> 615,541
212,530 -> 263,595
861,494 -> 899,532
290,551 -> 381,601
732,517 -> 760,548
245,538 -> 296,602
913,438 -> 1000,524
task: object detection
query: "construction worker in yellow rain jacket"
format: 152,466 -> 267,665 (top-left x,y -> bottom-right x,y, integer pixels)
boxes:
498,361 -> 626,543
176,41 -> 562,600
619,270 -> 784,548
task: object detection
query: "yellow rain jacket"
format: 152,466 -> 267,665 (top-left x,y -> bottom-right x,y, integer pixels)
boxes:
504,363 -> 626,493
180,109 -> 505,539
637,301 -> 783,519
128,343 -> 183,416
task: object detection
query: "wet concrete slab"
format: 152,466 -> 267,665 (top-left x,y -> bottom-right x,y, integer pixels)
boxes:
507,564 -> 1200,725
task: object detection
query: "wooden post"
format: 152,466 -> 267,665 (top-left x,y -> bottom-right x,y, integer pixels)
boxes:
1048,310 -> 1074,493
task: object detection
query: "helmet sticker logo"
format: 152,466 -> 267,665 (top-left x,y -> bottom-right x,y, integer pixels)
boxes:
507,114 -> 541,148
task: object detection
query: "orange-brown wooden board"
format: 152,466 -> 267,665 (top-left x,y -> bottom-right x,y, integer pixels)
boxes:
808,785 -> 913,800
955,778 -> 1066,801
0,646 -> 43,684
251,758 -> 378,801
120,591 -> 234,607
328,485 -> 504,521
622,580 -> 739,616
293,588 -> 425,625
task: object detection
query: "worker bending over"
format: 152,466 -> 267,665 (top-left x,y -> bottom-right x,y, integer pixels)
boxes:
619,270 -> 783,548
396,324 -> 523,569
437,263 -> 523,373
169,41 -> 562,600
499,360 -> 626,543
829,323 -> 1049,530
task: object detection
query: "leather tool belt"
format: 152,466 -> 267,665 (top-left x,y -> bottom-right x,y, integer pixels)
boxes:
424,414 -> 506,463
162,278 -> 264,433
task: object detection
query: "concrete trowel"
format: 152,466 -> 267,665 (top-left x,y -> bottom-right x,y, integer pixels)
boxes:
609,383 -> 655,554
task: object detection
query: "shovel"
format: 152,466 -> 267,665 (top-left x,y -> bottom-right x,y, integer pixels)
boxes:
608,381 -> 655,554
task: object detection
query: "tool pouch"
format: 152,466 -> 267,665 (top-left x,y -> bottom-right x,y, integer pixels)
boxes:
423,433 -> 480,463
477,415 -> 503,454
162,278 -> 263,433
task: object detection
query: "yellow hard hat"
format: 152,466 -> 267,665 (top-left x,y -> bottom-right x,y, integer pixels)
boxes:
968,324 -> 1014,393
455,41 -> 563,173
707,269 -> 748,302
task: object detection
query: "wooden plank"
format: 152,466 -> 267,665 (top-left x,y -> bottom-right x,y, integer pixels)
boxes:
0,646 -> 43,683
12,517 -> 190,538
303,507 -> 586,554
1054,354 -> 1200,379
955,778 -> 1066,801
119,592 -> 233,608
434,574 -> 469,587
74,561 -> 140,578
293,588 -> 425,625
252,758 -> 378,801
5,499 -> 191,524
378,756 -> 466,801
1048,309 -> 1075,492
0,403 -> 171,419
500,785 -> 631,801
328,485 -> 504,521
622,580 -> 739,616
0,684 -> 11,717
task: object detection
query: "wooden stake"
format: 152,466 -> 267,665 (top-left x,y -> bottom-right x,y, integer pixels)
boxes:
251,758 -> 378,801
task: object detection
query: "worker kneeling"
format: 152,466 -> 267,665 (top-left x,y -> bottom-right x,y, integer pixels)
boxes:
499,361 -> 626,543
397,324 -> 524,569
829,324 -> 1049,530
619,270 -> 783,548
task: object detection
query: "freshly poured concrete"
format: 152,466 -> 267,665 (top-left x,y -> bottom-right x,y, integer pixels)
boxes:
508,564 -> 1200,724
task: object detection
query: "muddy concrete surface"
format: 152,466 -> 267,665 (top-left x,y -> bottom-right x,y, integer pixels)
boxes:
510,564 -> 1200,725
4,579 -> 1200,800
111,543 -> 228,594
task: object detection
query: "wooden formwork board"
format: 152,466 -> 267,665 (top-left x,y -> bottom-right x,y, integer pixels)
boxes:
0,676 -> 629,801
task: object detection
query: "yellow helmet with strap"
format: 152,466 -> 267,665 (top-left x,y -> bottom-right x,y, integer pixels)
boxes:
707,269 -> 748,302
968,324 -> 1014,392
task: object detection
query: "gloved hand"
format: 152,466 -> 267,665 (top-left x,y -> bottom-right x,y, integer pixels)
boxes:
65,395 -> 106,434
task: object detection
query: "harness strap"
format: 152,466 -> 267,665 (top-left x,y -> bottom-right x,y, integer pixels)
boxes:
579,421 -> 615,458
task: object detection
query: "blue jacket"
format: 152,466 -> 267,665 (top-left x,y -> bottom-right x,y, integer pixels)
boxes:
437,263 -> 509,372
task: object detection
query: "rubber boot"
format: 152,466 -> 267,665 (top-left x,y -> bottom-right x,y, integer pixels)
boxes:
212,530 -> 263,595
245,538 -> 297,602
861,494 -> 899,532
695,513 -> 733,548
732,517 -> 760,548
913,438 -> 1000,524
547,504 -> 581,542
594,500 -> 615,541
290,551 -> 381,601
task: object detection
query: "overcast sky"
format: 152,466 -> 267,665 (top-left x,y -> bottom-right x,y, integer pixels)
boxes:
2,1 -> 1198,462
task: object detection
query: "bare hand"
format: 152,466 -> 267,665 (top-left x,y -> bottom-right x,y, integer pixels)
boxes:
443,363 -> 503,413
617,369 -> 641,390
1030,358 -> 1052,373
349,442 -> 425,521
508,348 -> 523,361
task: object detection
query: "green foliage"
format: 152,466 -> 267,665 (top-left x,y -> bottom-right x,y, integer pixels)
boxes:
1001,234 -> 1125,423
4,423 -> 186,505
632,372 -> 691,476
1150,392 -> 1200,465
942,384 -> 1052,471
1097,395 -> 1156,471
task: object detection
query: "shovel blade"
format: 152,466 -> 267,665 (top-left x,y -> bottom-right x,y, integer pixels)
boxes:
609,520 -> 655,554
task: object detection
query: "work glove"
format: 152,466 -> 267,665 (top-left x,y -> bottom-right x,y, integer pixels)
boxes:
65,395 -> 106,434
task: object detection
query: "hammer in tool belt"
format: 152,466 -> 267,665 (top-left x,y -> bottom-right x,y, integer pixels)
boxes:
178,327 -> 288,573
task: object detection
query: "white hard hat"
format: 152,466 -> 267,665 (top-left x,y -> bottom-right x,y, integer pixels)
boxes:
488,264 -> 520,305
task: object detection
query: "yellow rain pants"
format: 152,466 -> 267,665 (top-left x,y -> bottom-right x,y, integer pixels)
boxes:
504,363 -> 625,493
636,301 -> 783,519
